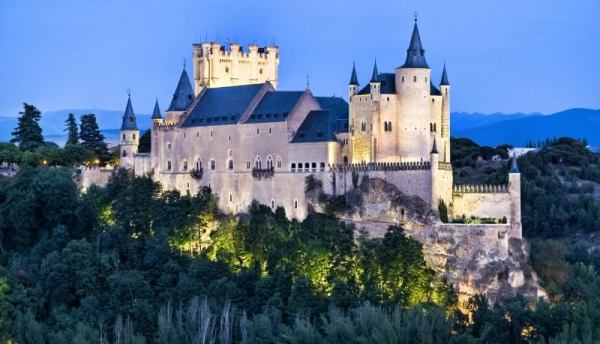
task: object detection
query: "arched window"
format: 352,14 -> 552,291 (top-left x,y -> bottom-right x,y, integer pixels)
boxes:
266,156 -> 273,169
210,160 -> 215,171
255,156 -> 262,169
167,161 -> 172,171
343,156 -> 348,164
133,133 -> 136,140
320,162 -> 325,171
122,134 -> 126,141
276,157 -> 282,168
291,163 -> 296,172
384,122 -> 388,131
402,76 -> 405,82
246,160 -> 251,169
182,160 -> 188,171
311,162 -> 317,172
388,122 -> 392,132
196,159 -> 202,170
305,162 -> 310,172
229,194 -> 233,202
228,159 -> 234,171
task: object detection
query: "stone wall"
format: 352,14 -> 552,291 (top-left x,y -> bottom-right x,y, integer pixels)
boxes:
76,166 -> 115,191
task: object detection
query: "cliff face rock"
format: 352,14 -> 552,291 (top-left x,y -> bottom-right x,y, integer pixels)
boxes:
308,175 -> 543,304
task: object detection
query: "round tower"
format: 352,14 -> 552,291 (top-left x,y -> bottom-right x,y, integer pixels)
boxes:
348,62 -> 359,98
119,94 -> 139,169
509,154 -> 522,239
395,19 -> 432,162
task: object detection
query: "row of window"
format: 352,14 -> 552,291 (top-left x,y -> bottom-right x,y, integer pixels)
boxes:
290,162 -> 326,173
165,155 -> 283,172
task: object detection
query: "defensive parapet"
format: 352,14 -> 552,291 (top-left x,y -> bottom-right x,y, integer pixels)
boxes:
192,41 -> 279,93
330,161 -> 431,172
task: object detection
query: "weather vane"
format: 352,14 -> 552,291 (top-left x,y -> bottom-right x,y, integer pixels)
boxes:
414,11 -> 419,22
305,73 -> 310,89
126,87 -> 131,97
183,58 -> 186,68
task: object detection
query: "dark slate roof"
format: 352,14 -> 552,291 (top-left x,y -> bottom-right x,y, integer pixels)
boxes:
167,69 -> 195,112
431,137 -> 438,154
120,96 -> 138,130
291,110 -> 338,143
370,61 -> 379,82
349,63 -> 359,85
430,83 -> 442,96
440,63 -> 449,86
151,100 -> 162,119
401,21 -> 429,69
315,96 -> 349,133
180,83 -> 263,127
246,91 -> 305,123
358,73 -> 396,95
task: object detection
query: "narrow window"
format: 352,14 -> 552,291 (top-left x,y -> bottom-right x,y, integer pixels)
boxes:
294,200 -> 298,209
182,160 -> 188,171
229,194 -> 232,202
291,163 -> 296,172
388,122 -> 392,132
122,134 -> 126,140
402,76 -> 405,82
228,160 -> 234,170
413,76 -> 417,82
122,150 -> 127,157
257,128 -> 260,135
210,160 -> 215,170
133,134 -> 136,140
320,162 -> 325,171
271,200 -> 275,208
167,161 -> 172,171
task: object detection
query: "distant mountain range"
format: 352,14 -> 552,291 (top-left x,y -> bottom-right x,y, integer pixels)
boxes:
0,108 -> 598,148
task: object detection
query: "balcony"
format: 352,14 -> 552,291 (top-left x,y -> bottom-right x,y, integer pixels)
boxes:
251,167 -> 274,180
190,167 -> 203,180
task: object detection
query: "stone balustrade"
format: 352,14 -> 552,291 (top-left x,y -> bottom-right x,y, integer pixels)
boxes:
329,161 -> 431,172
453,184 -> 508,193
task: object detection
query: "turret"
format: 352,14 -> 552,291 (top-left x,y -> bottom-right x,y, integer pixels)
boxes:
151,99 -> 163,126
369,60 -> 381,101
166,67 -> 194,124
440,63 -> 451,162
430,138 -> 440,207
508,153 -> 522,239
119,94 -> 139,169
395,18 -> 432,161
348,62 -> 359,98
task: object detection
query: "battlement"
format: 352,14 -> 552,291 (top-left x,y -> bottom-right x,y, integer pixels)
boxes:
330,161 -> 431,172
192,41 -> 279,92
453,184 -> 509,193
193,42 -> 278,60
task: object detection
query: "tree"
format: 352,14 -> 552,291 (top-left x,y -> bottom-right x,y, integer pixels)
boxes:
11,103 -> 44,150
65,113 -> 79,145
79,114 -> 109,162
138,130 -> 151,153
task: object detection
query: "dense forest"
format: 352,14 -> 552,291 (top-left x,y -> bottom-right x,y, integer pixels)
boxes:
1,104 -> 600,342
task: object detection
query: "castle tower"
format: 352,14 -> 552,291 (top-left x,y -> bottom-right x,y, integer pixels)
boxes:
509,154 -> 522,239
370,60 -> 381,101
348,63 -> 359,98
165,67 -> 195,124
430,138 -> 440,206
192,41 -> 279,95
395,19 -> 432,162
151,99 -> 163,126
119,94 -> 139,169
439,63 -> 451,162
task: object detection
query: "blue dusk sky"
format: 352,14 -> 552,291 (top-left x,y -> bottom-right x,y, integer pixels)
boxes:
0,0 -> 598,117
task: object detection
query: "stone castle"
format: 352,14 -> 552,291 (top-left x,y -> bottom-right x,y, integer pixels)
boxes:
81,20 -> 539,302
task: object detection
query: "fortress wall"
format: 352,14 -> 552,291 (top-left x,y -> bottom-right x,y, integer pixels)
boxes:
452,191 -> 512,220
133,155 -> 152,176
324,169 -> 432,205
77,166 -> 114,191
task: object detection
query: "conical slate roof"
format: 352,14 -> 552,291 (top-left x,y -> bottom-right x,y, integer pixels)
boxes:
440,63 -> 450,86
349,63 -> 359,85
151,99 -> 162,119
120,95 -> 138,130
370,60 -> 380,82
167,69 -> 195,112
431,137 -> 439,154
401,20 -> 429,69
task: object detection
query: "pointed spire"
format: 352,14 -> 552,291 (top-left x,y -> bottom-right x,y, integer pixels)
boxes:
151,99 -> 162,119
349,62 -> 359,85
440,62 -> 450,86
120,94 -> 138,131
167,68 -> 195,112
431,137 -> 439,154
370,60 -> 379,82
401,19 -> 429,68
510,153 -> 520,173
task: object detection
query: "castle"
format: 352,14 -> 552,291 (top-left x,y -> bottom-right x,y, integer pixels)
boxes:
77,19 -> 535,302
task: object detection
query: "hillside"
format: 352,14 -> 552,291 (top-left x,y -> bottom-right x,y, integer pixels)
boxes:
453,108 -> 600,148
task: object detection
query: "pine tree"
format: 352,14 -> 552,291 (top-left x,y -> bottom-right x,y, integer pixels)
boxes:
79,114 -> 109,162
64,113 -> 78,145
11,103 -> 44,150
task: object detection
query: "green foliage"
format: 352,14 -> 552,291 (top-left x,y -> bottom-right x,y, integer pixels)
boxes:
451,137 -> 508,168
11,103 -> 44,150
65,113 -> 79,145
138,129 -> 151,153
438,199 -> 449,223
79,113 -> 110,162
